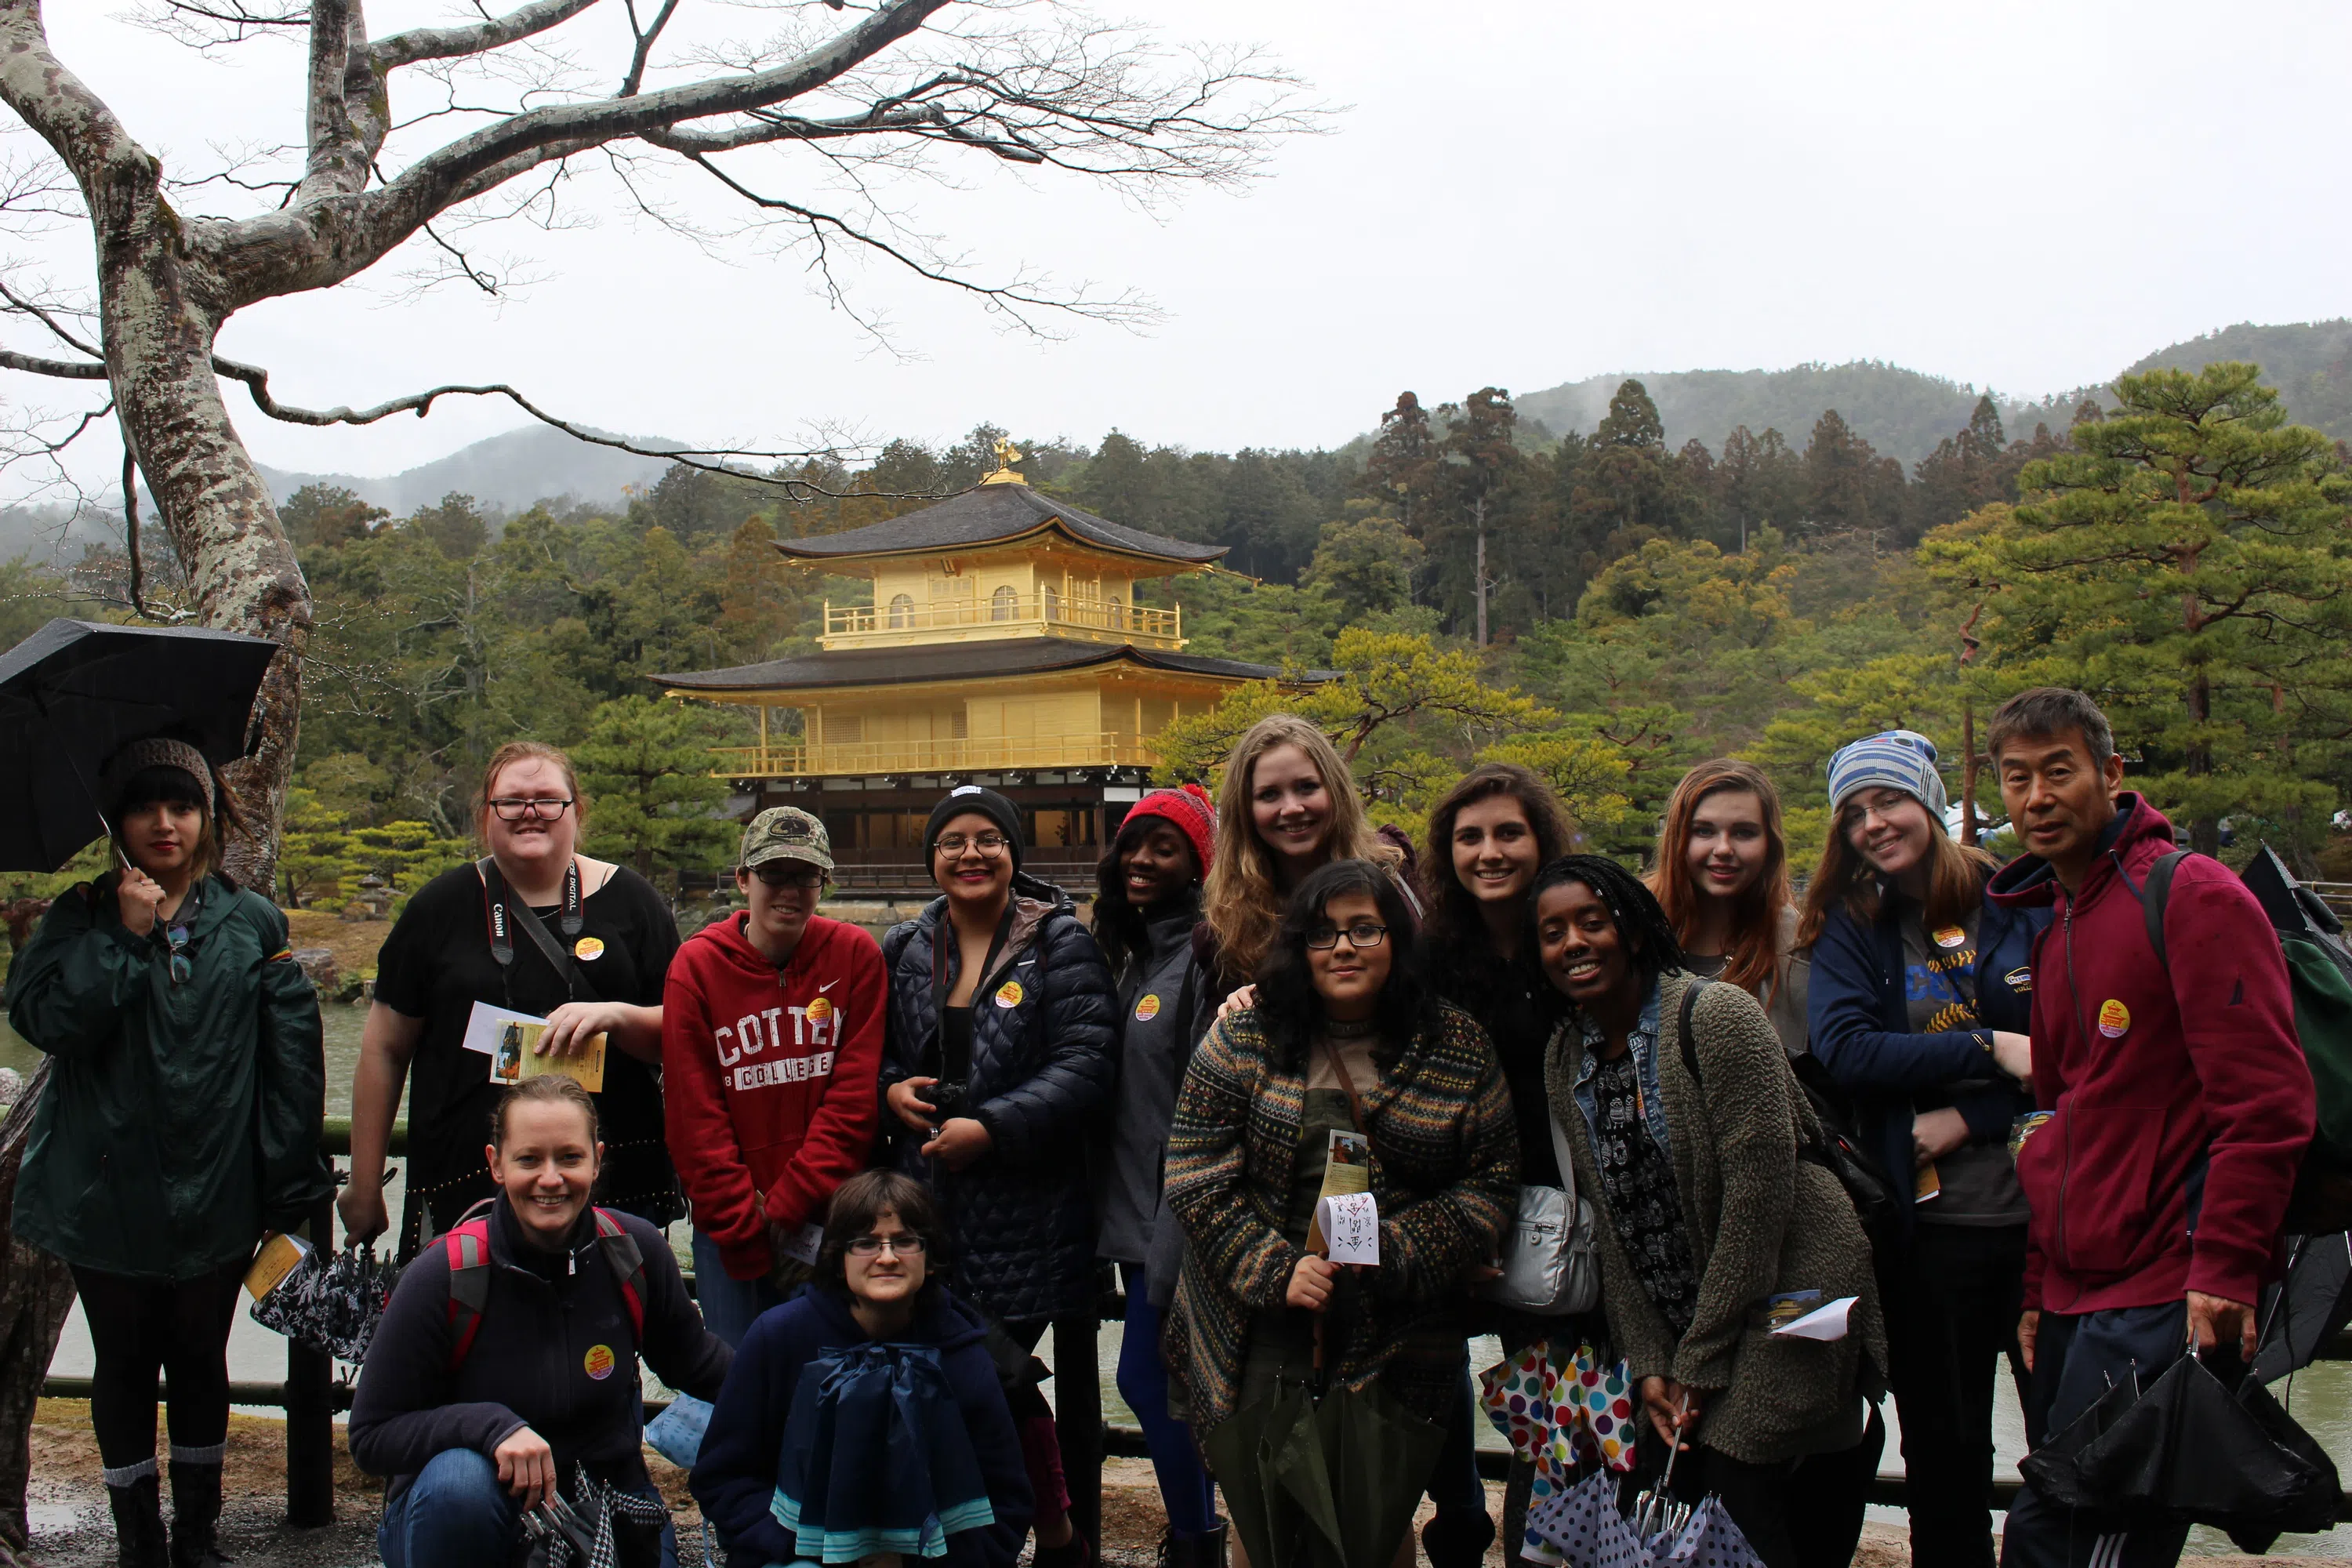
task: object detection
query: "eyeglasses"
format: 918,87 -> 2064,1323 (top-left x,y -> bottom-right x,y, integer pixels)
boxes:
489,797 -> 575,822
165,919 -> 195,985
846,1234 -> 927,1257
1305,921 -> 1388,950
750,863 -> 826,891
933,832 -> 1008,857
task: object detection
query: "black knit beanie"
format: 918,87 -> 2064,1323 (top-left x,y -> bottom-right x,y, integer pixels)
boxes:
925,785 -> 1025,870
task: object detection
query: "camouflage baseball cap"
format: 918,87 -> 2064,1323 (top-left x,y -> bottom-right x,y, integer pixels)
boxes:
739,807 -> 834,873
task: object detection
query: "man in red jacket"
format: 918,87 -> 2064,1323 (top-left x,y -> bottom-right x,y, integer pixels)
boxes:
663,807 -> 887,1344
1985,688 -> 2313,1568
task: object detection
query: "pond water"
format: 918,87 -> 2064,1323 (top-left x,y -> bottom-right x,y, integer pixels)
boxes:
1,1007 -> 2345,1555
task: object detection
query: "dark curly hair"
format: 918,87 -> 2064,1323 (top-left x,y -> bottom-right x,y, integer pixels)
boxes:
815,1170 -> 947,1305
1253,859 -> 1435,1071
1529,854 -> 1686,999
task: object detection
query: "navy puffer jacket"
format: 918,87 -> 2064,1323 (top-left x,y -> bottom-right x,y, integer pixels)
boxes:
880,873 -> 1117,1323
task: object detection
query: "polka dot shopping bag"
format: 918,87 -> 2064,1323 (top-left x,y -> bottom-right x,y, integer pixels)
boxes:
1480,1339 -> 1638,1563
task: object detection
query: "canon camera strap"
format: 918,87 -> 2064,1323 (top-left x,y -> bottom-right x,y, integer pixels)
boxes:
477,856 -> 590,1007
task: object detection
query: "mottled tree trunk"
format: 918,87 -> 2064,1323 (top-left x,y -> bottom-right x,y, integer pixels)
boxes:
42,23 -> 312,891
0,1060 -> 78,1566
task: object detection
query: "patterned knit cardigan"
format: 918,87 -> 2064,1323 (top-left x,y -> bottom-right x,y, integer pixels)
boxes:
1162,1002 -> 1518,1436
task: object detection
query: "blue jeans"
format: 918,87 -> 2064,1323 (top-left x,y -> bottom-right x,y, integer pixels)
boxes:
2002,1303 -> 2191,1568
1117,1262 -> 1219,1536
378,1449 -> 677,1568
692,1229 -> 789,1348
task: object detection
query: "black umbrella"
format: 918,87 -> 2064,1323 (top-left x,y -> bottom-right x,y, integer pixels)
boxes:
0,618 -> 279,871
2253,1232 -> 2352,1385
2071,1346 -> 2339,1541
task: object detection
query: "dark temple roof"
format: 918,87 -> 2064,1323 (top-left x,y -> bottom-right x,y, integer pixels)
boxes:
776,483 -> 1228,566
657,636 -> 1329,695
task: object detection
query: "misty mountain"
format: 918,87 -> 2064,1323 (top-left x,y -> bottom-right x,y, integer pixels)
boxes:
2125,320 -> 2352,444
1515,363 -> 2094,466
255,423 -> 680,517
1517,320 -> 2352,464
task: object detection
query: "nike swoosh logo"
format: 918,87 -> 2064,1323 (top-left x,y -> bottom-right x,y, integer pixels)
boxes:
818,980 -> 838,993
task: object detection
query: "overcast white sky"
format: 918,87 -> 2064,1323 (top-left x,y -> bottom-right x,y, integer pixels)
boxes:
16,0 -> 2352,488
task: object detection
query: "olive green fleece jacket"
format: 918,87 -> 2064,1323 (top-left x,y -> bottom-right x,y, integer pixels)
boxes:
1543,969 -> 1886,1465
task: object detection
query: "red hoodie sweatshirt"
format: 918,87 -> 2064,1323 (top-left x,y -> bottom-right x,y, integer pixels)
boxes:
1986,794 -> 2313,1315
662,913 -> 886,1280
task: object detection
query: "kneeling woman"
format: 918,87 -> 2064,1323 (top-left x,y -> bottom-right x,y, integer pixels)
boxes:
352,1078 -> 731,1568
691,1171 -> 1033,1568
1165,860 -> 1517,1568
1533,857 -> 1884,1568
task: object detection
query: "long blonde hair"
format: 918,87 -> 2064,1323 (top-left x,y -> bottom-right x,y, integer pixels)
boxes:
1202,713 -> 1396,982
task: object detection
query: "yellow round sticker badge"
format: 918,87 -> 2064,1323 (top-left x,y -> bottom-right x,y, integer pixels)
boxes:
2097,999 -> 2131,1039
1933,926 -> 1967,949
573,937 -> 606,961
1134,994 -> 1162,1022
806,996 -> 833,1022
583,1344 -> 615,1381
994,979 -> 1024,1009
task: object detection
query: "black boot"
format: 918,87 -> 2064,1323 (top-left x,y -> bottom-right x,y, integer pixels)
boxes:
1034,1528 -> 1092,1568
105,1473 -> 168,1568
1167,1520 -> 1230,1568
1421,1508 -> 1495,1568
166,1464 -> 230,1568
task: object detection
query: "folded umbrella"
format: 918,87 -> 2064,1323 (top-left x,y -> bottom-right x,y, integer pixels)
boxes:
2016,1369 -> 2143,1508
2073,1347 -> 2339,1538
2253,1232 -> 2352,1385
1528,1460 -> 1764,1568
0,618 -> 278,871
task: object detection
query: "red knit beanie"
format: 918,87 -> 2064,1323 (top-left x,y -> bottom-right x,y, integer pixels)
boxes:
1116,783 -> 1215,877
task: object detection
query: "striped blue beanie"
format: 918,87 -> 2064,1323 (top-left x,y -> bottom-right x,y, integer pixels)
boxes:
1827,730 -> 1948,818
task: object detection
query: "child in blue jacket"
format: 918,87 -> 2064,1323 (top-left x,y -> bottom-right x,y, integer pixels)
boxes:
691,1170 -> 1032,1568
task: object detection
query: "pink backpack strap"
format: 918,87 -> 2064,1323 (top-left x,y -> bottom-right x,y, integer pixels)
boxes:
442,1218 -> 495,1373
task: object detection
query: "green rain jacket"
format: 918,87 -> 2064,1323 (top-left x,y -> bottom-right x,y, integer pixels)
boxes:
5,871 -> 330,1282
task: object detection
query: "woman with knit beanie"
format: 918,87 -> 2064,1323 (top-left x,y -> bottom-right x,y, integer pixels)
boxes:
878,785 -> 1117,1568
1798,730 -> 2045,1568
8,737 -> 329,1567
1091,784 -> 1224,1568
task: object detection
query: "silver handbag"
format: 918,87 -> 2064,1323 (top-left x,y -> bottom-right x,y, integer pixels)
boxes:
1479,1113 -> 1599,1316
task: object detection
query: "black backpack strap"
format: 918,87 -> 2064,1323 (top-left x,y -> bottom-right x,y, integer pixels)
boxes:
2135,850 -> 2193,969
1676,975 -> 1711,1084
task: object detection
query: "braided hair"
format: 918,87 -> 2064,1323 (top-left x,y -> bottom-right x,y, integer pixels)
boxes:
1530,854 -> 1686,993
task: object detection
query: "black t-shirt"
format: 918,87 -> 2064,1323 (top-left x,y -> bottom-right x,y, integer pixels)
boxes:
373,862 -> 683,1251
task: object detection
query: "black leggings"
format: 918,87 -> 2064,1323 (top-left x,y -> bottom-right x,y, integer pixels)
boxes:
71,1262 -> 245,1475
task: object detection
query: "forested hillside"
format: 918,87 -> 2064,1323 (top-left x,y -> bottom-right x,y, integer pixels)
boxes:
2125,321 -> 2352,443
2,338 -> 2345,912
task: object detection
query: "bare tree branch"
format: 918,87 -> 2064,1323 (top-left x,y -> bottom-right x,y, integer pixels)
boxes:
0,278 -> 100,357
0,347 -> 105,379
618,0 -> 683,99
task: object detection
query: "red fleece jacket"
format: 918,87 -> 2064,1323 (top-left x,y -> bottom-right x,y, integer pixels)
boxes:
662,913 -> 885,1280
1986,794 -> 2314,1315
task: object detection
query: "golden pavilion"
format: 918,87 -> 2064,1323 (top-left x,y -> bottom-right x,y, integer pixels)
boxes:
658,445 -> 1319,883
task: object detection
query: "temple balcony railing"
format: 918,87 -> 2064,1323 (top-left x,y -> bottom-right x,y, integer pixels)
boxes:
710,731 -> 1159,779
818,594 -> 1181,651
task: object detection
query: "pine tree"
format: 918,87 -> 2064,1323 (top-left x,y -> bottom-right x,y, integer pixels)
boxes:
1436,387 -> 1522,646
1363,392 -> 1440,539
1939,361 -> 2352,854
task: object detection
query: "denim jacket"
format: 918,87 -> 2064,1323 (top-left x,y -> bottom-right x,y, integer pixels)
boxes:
1570,984 -> 1669,1155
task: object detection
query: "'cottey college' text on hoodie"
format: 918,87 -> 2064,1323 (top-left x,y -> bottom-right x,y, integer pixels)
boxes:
662,912 -> 887,1280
